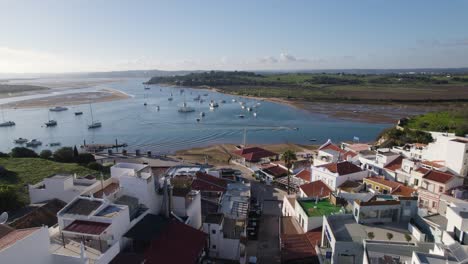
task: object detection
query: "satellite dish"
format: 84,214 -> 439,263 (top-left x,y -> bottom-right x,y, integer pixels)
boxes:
0,212 -> 8,224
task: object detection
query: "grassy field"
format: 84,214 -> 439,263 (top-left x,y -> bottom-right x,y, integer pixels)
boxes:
147,71 -> 468,103
404,110 -> 468,135
0,157 -> 99,203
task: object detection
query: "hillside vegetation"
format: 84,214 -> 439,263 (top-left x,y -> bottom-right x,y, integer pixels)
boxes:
147,71 -> 468,103
403,110 -> 468,136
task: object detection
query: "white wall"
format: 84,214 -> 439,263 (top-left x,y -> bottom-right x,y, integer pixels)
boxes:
0,227 -> 53,264
312,167 -> 367,191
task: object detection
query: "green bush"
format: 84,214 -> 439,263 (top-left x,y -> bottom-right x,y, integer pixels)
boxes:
0,152 -> 9,158
10,147 -> 38,158
39,149 -> 53,159
53,147 -> 75,163
87,162 -> 103,171
75,153 -> 95,164
0,185 -> 23,212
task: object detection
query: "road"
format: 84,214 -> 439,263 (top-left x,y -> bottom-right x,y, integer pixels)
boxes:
247,181 -> 286,264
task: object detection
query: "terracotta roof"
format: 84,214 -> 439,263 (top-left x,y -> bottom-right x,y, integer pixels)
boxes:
422,160 -> 445,169
263,165 -> 288,178
423,170 -> 454,184
300,181 -> 332,198
295,169 -> 311,182
191,172 -> 227,192
365,177 -> 401,189
345,143 -> 371,152
317,161 -> 363,176
319,141 -> 345,153
0,227 -> 41,251
338,180 -> 362,189
384,156 -> 403,171
391,185 -> 415,197
0,225 -> 14,238
281,230 -> 321,263
233,147 -> 277,162
63,220 -> 110,235
145,220 -> 207,264
343,150 -> 357,159
415,167 -> 429,174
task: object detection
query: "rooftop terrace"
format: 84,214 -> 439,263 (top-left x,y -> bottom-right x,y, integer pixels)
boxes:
298,199 -> 342,217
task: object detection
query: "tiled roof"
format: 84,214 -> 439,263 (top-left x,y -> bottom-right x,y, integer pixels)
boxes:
0,227 -> 40,251
384,156 -> 403,171
191,172 -> 227,192
423,170 -> 454,184
319,141 -> 345,153
281,229 -> 321,263
263,165 -> 288,178
295,169 -> 311,182
63,220 -> 110,235
145,219 -> 207,264
339,180 -> 362,189
233,147 -> 277,162
300,180 -> 332,198
422,160 -> 445,169
415,167 -> 429,174
345,143 -> 371,152
343,150 -> 357,159
0,225 -> 14,238
317,161 -> 363,176
365,176 -> 401,189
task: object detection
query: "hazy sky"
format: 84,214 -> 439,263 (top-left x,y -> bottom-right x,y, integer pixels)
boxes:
1,0 -> 468,73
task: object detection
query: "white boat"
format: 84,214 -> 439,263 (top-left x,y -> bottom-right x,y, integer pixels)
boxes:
253,112 -> 257,117
156,106 -> 160,111
178,102 -> 195,113
0,107 -> 15,127
209,106 -> 215,111
26,139 -> 42,147
209,101 -> 219,108
232,99 -> 237,102
239,101 -> 245,105
14,138 -> 28,144
45,120 -> 57,127
200,112 -> 205,117
88,103 -> 102,129
241,105 -> 245,109
0,121 -> 15,127
246,107 -> 252,112
49,106 -> 68,112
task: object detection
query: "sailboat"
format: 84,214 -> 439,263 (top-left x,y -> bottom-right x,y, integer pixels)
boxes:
0,106 -> 15,127
178,94 -> 195,113
45,110 -> 57,127
88,103 -> 102,129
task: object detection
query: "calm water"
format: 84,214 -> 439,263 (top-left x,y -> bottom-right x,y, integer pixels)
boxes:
0,78 -> 389,154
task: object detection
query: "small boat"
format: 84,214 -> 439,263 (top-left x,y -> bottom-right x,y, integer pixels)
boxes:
209,106 -> 215,111
293,127 -> 299,130
220,100 -> 226,104
209,101 -> 219,108
75,111 -> 83,116
49,106 -> 68,112
200,99 -> 205,103
45,120 -> 57,127
196,118 -> 201,122
203,93 -> 208,96
241,105 -> 245,109
178,102 -> 195,113
49,142 -> 61,147
0,121 -> 15,127
246,107 -> 252,112
156,106 -> 160,111
232,99 -> 237,102
200,112 -> 205,117
88,122 -> 102,129
237,114 -> 245,118
14,138 -> 28,144
239,101 -> 245,105
193,95 -> 201,101
309,138 -> 317,142
26,139 -> 42,147
168,97 -> 173,101
144,102 -> 147,106
160,88 -> 162,91
253,112 -> 257,117
144,86 -> 150,90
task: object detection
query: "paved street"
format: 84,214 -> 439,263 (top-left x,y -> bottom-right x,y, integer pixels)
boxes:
246,181 -> 287,264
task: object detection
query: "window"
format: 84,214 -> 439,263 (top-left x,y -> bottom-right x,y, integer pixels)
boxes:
375,186 -> 379,190
432,201 -> 437,208
414,179 -> 419,186
354,208 -> 358,217
439,186 -> 444,193
212,230 -> 216,234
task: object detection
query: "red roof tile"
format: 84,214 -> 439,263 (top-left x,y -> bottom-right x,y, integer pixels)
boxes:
384,156 -> 403,171
300,180 -> 332,198
0,227 -> 41,251
317,161 -> 363,176
263,165 -> 288,178
365,176 -> 401,189
319,141 -> 345,153
145,220 -> 207,264
423,170 -> 454,184
63,220 -> 110,235
343,150 -> 357,159
422,160 -> 445,169
191,172 -> 227,192
233,147 -> 278,162
281,230 -> 321,263
296,169 -> 311,182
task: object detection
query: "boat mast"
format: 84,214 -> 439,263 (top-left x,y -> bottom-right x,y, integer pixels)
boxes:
89,103 -> 94,124
242,128 -> 247,148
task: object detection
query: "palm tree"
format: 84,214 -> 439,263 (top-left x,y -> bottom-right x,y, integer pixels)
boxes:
282,150 -> 297,195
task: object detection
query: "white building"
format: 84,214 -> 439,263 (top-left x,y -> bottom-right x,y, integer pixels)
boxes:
0,226 -> 52,264
29,174 -> 100,203
311,161 -> 368,191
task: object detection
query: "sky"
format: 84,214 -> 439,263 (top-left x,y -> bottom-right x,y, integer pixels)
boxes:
1,0 -> 468,73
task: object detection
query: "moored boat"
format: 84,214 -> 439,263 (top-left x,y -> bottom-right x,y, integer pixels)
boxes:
49,106 -> 68,112
26,139 -> 42,147
45,120 -> 57,127
14,138 -> 28,144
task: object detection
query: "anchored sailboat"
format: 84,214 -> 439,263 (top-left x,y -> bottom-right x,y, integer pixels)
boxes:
88,103 -> 102,129
0,106 -> 15,127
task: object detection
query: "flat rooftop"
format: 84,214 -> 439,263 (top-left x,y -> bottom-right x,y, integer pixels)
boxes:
113,163 -> 148,171
327,214 -> 414,242
366,242 -> 434,264
60,198 -> 102,216
423,214 -> 448,229
298,199 -> 342,217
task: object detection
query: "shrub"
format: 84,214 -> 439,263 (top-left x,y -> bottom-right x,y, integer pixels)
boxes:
87,162 -> 103,171
367,232 -> 375,240
0,152 -> 9,158
386,232 -> 394,241
0,185 -> 23,212
404,233 -> 412,243
53,147 -> 75,163
10,147 -> 38,158
39,149 -> 53,159
75,153 -> 95,164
